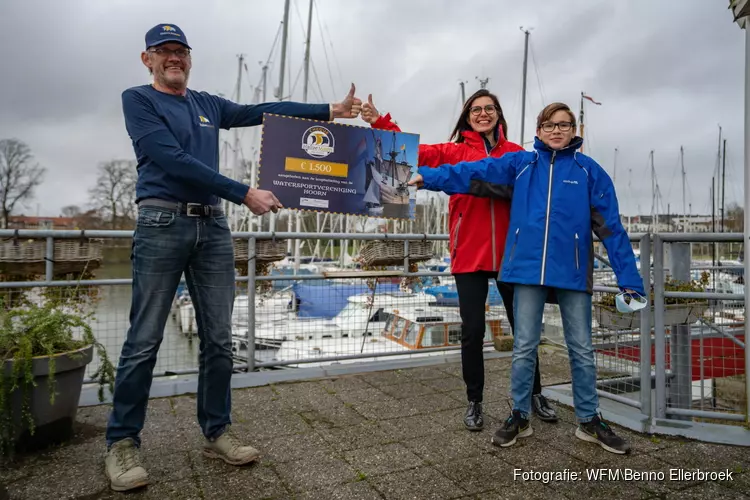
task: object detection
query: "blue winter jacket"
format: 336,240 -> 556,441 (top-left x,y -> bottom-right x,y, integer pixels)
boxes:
418,136 -> 645,296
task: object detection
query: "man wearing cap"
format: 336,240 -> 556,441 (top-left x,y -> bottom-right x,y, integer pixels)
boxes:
104,23 -> 362,491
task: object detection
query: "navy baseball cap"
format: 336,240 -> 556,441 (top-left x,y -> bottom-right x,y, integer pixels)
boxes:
145,23 -> 191,49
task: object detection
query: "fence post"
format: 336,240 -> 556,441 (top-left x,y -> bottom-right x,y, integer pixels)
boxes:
653,234 -> 667,419
638,234 -> 652,417
665,242 -> 692,420
403,239 -> 410,276
45,236 -> 54,282
246,236 -> 257,372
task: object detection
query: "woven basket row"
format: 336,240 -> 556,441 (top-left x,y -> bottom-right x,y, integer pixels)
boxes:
233,239 -> 288,263
0,239 -> 103,275
357,240 -> 433,267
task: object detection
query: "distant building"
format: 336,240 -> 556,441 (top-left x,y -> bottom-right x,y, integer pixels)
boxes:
7,216 -> 79,230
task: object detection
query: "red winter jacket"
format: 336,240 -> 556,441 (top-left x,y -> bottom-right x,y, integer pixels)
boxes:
372,113 -> 524,274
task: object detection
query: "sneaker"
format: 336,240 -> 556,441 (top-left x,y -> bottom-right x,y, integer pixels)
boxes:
491,410 -> 533,448
532,394 -> 558,423
203,426 -> 262,465
463,401 -> 484,431
104,438 -> 149,492
575,415 -> 631,454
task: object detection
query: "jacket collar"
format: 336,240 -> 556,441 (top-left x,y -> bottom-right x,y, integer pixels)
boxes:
461,123 -> 507,152
533,136 -> 584,157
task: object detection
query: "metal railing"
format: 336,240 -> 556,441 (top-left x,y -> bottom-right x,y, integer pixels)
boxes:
1,229 -> 747,429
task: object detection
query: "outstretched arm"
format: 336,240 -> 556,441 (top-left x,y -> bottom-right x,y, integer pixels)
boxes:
589,161 -> 646,295
409,153 -> 519,197
219,83 -> 362,128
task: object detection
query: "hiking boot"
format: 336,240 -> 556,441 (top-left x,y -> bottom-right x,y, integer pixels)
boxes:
532,394 -> 558,423
491,410 -> 533,448
463,401 -> 484,431
104,438 -> 149,492
575,415 -> 631,454
203,426 -> 262,465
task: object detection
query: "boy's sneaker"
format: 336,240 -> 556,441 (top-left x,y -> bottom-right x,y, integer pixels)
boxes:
104,438 -> 149,492
575,415 -> 631,454
491,410 -> 533,448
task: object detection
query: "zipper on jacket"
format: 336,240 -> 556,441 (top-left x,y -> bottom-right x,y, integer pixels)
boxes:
575,233 -> 580,270
483,139 -> 499,271
452,213 -> 463,259
490,199 -> 497,270
509,228 -> 520,263
539,150 -> 557,285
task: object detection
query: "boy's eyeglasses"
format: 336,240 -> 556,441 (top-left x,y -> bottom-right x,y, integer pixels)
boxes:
540,122 -> 574,132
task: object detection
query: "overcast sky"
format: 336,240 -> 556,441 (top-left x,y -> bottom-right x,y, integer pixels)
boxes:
0,0 -> 745,218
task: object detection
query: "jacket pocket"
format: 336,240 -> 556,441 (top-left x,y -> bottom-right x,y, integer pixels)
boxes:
509,228 -> 520,263
452,214 -> 463,258
575,233 -> 580,270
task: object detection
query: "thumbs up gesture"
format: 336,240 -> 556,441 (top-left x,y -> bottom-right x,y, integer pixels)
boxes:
361,93 -> 380,124
331,83 -> 362,119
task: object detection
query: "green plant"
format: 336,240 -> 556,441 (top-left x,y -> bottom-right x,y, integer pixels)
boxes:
596,271 -> 710,308
0,300 -> 115,456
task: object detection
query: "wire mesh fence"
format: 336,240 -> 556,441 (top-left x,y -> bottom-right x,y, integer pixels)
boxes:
0,230 -> 746,427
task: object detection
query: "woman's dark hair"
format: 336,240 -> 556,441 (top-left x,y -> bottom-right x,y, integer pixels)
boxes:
449,89 -> 508,143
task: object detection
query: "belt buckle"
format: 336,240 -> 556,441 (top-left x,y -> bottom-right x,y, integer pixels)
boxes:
186,203 -> 204,217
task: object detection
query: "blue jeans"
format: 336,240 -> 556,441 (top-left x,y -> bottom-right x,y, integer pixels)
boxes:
106,204 -> 236,447
511,284 -> 598,423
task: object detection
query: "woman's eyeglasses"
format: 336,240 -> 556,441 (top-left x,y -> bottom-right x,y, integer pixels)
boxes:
540,122 -> 574,132
469,105 -> 498,116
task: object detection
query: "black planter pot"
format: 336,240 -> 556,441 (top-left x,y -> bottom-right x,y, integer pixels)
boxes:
4,344 -> 93,453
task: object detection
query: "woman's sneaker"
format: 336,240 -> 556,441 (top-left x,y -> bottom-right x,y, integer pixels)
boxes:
491,410 -> 533,448
575,415 -> 631,454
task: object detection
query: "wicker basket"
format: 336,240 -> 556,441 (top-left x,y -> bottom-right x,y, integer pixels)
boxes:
234,239 -> 288,263
357,239 -> 433,267
0,238 -> 103,275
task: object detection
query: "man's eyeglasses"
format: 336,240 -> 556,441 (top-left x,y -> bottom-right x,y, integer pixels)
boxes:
540,122 -> 574,132
148,47 -> 191,58
469,105 -> 498,116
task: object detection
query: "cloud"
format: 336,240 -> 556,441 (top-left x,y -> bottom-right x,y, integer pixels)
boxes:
0,0 -> 745,218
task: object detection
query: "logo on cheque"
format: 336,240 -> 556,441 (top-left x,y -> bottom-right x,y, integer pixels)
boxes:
301,126 -> 335,159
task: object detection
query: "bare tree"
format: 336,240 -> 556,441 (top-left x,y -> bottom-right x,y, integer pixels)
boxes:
89,160 -> 137,229
61,204 -> 82,218
0,139 -> 46,228
726,202 -> 744,232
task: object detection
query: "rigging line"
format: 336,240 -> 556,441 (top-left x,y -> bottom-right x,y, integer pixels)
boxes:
310,56 -> 327,102
289,61 -> 305,97
243,65 -> 256,101
664,151 -> 680,205
317,0 -> 346,93
312,0 -> 338,98
528,38 -> 546,105
256,22 -> 283,93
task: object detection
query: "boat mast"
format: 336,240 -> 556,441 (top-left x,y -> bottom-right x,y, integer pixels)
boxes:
681,146 -> 686,232
578,92 -> 585,154
650,150 -> 656,233
232,54 -> 244,232
292,0 -> 314,274
721,139 -> 727,233
269,0 -> 291,239
519,27 -> 530,147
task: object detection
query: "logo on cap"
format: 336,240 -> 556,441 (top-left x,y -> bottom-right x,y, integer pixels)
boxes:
162,25 -> 176,31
